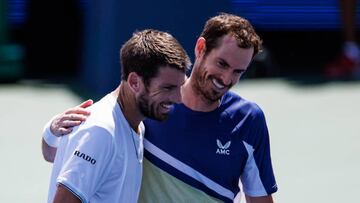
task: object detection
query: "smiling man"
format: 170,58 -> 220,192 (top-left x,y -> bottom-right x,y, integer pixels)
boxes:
140,14 -> 277,203
43,29 -> 190,203
42,13 -> 277,203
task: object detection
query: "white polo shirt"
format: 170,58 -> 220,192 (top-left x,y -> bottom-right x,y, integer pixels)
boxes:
47,93 -> 144,203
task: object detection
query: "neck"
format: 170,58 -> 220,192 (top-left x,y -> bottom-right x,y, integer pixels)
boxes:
114,82 -> 144,133
181,76 -> 220,112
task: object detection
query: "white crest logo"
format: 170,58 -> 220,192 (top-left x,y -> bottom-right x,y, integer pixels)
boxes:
216,139 -> 231,155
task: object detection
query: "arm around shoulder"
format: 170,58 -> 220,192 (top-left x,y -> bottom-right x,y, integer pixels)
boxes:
42,138 -> 57,162
41,119 -> 61,162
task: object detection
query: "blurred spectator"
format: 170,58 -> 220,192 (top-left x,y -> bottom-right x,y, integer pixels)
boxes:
325,0 -> 360,79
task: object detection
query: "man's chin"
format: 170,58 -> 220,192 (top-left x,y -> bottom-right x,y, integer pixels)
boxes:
204,91 -> 224,103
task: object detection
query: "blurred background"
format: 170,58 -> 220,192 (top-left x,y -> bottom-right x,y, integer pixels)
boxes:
2,0 -> 360,91
0,0 -> 359,202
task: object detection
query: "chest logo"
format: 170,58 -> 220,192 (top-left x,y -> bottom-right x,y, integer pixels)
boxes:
216,139 -> 231,155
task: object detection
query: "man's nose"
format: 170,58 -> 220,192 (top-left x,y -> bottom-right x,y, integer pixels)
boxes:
221,72 -> 233,87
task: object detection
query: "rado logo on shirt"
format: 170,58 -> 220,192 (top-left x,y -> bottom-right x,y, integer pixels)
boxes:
74,150 -> 96,165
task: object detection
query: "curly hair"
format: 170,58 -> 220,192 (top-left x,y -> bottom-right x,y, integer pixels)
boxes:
200,13 -> 262,57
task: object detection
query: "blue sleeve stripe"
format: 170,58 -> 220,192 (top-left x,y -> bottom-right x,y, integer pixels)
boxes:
241,141 -> 268,196
144,138 -> 235,200
57,181 -> 88,203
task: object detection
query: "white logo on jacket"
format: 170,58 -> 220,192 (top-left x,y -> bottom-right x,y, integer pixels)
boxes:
216,139 -> 231,155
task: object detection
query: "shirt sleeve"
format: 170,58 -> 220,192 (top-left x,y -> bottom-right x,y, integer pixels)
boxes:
56,126 -> 115,202
240,106 -> 278,197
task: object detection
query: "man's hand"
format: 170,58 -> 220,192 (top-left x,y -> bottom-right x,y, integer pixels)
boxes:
51,99 -> 93,136
42,99 -> 93,163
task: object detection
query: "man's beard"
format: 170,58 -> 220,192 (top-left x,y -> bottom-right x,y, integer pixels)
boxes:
137,92 -> 168,121
191,61 -> 226,103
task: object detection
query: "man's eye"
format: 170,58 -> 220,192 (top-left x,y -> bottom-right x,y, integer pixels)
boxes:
234,70 -> 243,75
218,61 -> 226,68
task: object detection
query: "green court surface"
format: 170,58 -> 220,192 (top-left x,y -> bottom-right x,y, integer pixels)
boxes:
1,79 -> 359,202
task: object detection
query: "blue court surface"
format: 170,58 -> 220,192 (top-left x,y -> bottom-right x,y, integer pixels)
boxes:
1,79 -> 359,202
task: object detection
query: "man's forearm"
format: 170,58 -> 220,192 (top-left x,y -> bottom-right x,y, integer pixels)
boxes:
42,138 -> 57,163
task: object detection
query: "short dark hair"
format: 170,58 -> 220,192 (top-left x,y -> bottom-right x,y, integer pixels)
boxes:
120,29 -> 191,85
200,13 -> 262,57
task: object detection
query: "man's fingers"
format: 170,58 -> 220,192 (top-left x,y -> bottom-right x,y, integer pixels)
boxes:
58,127 -> 73,136
62,120 -> 82,127
65,108 -> 91,116
61,114 -> 88,122
78,99 -> 93,108
51,126 -> 73,137
63,100 -> 93,115
49,101 -> 93,137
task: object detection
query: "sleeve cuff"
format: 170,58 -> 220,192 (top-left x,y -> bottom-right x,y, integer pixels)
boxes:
57,179 -> 88,203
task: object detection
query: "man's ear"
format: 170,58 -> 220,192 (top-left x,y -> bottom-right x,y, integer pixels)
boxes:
127,72 -> 143,93
195,37 -> 206,59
